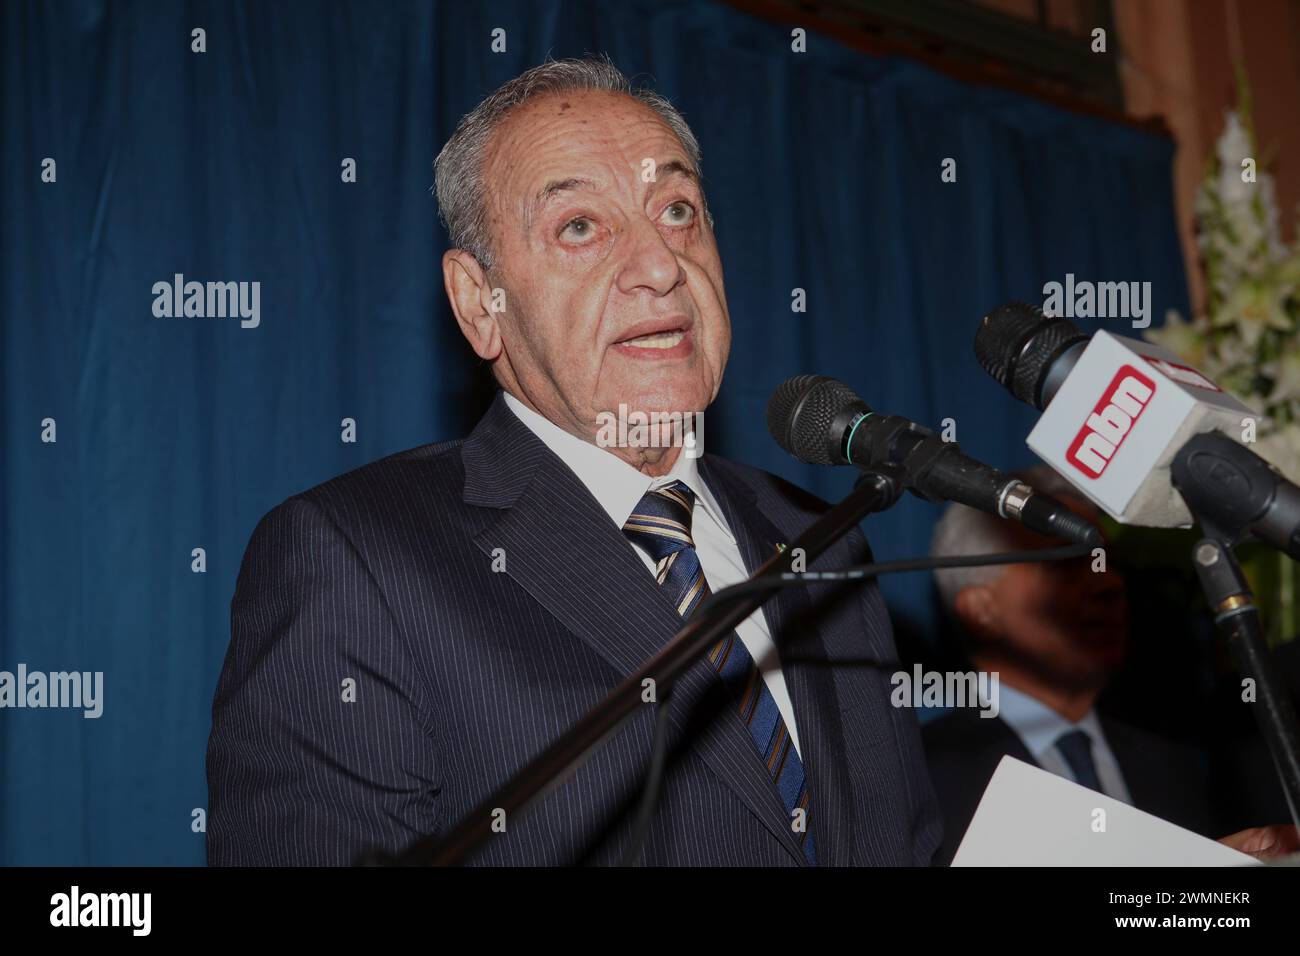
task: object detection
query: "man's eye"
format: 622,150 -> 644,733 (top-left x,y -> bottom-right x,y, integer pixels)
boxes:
660,202 -> 695,226
559,217 -> 596,242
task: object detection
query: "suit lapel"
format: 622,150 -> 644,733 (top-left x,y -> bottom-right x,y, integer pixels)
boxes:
460,395 -> 807,864
992,715 -> 1039,767
698,456 -> 856,867
463,395 -> 688,679
1099,716 -> 1156,812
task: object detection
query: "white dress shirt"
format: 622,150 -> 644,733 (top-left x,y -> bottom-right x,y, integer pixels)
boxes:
502,392 -> 802,756
993,683 -> 1132,804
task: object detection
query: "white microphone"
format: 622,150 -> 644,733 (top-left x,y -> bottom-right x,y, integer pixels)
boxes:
974,303 -> 1272,530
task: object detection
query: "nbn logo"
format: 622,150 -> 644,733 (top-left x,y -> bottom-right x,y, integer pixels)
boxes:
1065,365 -> 1155,479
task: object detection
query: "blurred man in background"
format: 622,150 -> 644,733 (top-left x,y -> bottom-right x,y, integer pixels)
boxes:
922,465 -> 1215,864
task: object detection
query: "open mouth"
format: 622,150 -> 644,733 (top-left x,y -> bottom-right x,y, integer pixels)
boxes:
617,329 -> 687,350
612,320 -> 693,358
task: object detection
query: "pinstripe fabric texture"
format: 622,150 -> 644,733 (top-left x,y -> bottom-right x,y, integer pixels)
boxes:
205,391 -> 943,866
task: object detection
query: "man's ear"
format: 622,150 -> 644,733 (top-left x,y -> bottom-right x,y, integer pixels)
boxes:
443,249 -> 503,362
954,585 -> 1000,640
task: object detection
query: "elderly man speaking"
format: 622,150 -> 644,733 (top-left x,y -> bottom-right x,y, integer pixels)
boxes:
206,57 -> 941,867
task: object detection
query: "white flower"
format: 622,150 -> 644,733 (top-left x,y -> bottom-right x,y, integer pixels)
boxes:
1217,112 -> 1254,207
1260,174 -> 1287,260
1212,333 -> 1255,372
1265,352 -> 1300,406
1212,281 -> 1292,349
1254,423 -> 1300,484
1144,309 -> 1208,365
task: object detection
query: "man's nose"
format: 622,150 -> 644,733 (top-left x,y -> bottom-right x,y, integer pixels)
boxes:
615,218 -> 686,296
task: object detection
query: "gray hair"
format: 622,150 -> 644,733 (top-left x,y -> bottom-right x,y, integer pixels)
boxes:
434,55 -> 709,271
930,464 -> 1089,616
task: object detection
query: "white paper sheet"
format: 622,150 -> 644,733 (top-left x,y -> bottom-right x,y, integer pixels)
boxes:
951,756 -> 1256,866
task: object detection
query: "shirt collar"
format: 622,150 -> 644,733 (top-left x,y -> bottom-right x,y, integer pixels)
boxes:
502,391 -> 734,543
995,683 -> 1103,761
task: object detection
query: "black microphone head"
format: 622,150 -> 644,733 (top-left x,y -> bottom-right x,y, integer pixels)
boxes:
975,302 -> 1087,410
767,375 -> 868,466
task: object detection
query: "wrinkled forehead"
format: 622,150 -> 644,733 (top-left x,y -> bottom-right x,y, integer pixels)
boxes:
483,90 -> 696,223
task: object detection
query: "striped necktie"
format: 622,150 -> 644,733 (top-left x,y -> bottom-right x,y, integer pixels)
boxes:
622,479 -> 817,864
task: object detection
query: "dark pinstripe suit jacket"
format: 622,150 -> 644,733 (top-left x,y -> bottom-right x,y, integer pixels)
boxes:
206,392 -> 942,866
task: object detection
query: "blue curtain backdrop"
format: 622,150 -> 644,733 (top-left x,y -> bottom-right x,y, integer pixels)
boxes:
1,0 -> 1189,864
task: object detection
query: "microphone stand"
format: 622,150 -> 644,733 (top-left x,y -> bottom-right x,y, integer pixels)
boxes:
1169,435 -> 1300,828
1189,528 -> 1300,830
371,464 -> 907,866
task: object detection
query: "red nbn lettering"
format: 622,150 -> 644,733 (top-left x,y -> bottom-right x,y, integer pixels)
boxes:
1065,365 -> 1156,479
1144,356 -> 1223,392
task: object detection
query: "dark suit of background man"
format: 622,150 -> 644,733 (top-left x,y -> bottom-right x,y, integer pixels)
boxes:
205,57 -> 942,866
922,466 -> 1216,865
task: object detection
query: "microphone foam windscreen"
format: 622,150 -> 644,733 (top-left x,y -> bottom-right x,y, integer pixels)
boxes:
976,303 -> 1086,409
767,374 -> 861,465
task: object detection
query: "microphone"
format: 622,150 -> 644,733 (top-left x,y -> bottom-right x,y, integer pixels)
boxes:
767,374 -> 1102,546
975,302 -> 1300,557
